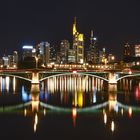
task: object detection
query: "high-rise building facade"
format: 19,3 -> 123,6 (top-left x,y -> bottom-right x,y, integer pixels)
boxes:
13,51 -> 18,67
37,42 -> 50,66
60,40 -> 70,64
108,54 -> 115,63
73,18 -> 84,64
99,48 -> 106,64
123,43 -> 131,57
22,46 -> 34,60
135,44 -> 140,57
50,45 -> 57,63
68,49 -> 75,63
87,30 -> 98,64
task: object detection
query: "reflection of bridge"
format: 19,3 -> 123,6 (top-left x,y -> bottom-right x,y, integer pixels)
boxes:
1,100 -> 140,113
0,69 -> 140,84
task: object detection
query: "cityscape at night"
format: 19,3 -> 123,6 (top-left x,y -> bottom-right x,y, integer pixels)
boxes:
1,17 -> 140,71
0,0 -> 140,140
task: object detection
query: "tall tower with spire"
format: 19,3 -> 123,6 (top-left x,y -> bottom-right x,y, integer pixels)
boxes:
72,17 -> 84,64
73,17 -> 77,35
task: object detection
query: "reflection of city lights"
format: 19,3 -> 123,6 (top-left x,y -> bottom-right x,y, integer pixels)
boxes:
111,121 -> 115,132
103,109 -> 105,114
0,77 -> 2,92
72,108 -> 77,127
121,108 -> 124,116
72,108 -> 77,117
34,113 -> 38,133
128,107 -> 132,117
24,109 -> 27,116
93,88 -> 97,103
109,100 -> 117,111
78,91 -> 83,107
32,101 -> 39,112
104,113 -> 107,124
135,86 -> 140,101
44,109 -> 46,116
6,76 -> 10,92
13,77 -> 16,93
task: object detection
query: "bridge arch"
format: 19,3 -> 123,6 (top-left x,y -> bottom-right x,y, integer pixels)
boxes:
39,72 -> 109,82
116,73 -> 140,82
0,73 -> 32,82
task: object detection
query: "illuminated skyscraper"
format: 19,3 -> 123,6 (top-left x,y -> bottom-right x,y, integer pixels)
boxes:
87,30 -> 98,64
13,51 -> 18,68
22,46 -> 33,60
68,49 -> 75,63
99,48 -> 106,64
50,45 -> 57,63
60,40 -> 70,64
135,44 -> 140,57
37,42 -> 50,66
73,17 -> 84,64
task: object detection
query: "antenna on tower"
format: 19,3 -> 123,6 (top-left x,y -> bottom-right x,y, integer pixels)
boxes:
91,30 -> 93,38
74,16 -> 77,25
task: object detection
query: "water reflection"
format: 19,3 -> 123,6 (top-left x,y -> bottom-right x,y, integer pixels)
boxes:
72,108 -> 77,127
34,113 -> 38,133
0,75 -> 140,136
111,121 -> 115,132
40,75 -> 108,107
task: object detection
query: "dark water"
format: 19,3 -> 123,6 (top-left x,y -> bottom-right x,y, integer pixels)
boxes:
0,75 -> 140,140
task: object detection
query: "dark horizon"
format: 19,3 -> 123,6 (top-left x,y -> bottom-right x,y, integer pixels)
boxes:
0,0 -> 140,59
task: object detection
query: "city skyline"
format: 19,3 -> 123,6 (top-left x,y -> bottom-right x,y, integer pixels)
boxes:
1,0 -> 140,58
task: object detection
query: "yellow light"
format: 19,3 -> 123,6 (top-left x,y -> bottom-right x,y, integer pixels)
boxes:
72,108 -> 77,117
73,24 -> 77,35
128,107 -> 132,117
78,34 -> 84,41
78,91 -> 83,107
111,56 -> 115,60
72,108 -> 77,127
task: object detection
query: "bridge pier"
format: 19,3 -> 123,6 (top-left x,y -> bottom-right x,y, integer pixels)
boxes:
108,73 -> 117,84
31,72 -> 39,84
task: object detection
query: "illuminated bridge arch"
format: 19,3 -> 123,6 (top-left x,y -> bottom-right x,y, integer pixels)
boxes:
116,73 -> 140,82
39,72 -> 109,82
0,73 -> 32,82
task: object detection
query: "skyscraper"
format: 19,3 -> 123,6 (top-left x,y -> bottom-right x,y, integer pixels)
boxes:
13,51 -> 18,68
22,46 -> 34,60
60,40 -> 70,64
73,17 -> 84,64
123,43 -> 131,57
135,44 -> 140,57
87,30 -> 98,64
37,42 -> 50,66
50,45 -> 57,63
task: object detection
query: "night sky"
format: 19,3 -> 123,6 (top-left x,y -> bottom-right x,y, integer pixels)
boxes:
0,0 -> 140,59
